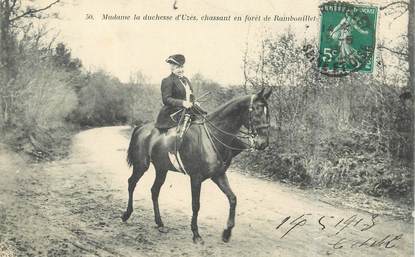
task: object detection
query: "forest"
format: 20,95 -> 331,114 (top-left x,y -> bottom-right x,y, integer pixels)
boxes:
0,0 -> 413,205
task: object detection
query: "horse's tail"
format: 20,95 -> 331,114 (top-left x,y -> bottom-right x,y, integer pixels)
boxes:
127,126 -> 141,167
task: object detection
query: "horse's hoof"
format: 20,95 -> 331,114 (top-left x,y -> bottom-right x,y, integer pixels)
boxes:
193,236 -> 204,245
121,212 -> 131,222
158,226 -> 169,233
222,229 -> 232,243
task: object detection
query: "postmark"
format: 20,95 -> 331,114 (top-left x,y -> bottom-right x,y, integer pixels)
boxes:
316,1 -> 378,76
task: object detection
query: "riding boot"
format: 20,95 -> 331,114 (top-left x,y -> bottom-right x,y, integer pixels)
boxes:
175,114 -> 190,153
176,113 -> 193,156
175,134 -> 184,153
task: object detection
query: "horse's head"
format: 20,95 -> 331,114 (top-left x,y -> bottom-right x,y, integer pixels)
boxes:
243,88 -> 272,150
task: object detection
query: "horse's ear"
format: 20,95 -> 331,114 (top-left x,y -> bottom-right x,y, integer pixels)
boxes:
263,87 -> 272,100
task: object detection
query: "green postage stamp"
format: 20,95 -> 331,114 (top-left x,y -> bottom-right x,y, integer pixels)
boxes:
318,1 -> 378,75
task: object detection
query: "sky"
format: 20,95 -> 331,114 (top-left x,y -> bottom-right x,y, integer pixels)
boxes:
37,0 -> 408,85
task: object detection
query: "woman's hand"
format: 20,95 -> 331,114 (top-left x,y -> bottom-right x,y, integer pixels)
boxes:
182,101 -> 193,109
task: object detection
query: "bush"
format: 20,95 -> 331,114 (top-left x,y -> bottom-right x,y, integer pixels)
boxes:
234,128 -> 413,204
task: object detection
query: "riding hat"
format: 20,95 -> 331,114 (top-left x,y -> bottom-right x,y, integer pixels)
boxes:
166,54 -> 185,66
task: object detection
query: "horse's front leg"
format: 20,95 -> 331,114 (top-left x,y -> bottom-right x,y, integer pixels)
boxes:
190,177 -> 204,244
212,173 -> 237,242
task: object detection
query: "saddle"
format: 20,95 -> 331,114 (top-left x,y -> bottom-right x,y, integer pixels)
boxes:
164,108 -> 206,174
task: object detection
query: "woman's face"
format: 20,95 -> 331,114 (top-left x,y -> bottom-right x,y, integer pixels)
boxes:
171,64 -> 184,77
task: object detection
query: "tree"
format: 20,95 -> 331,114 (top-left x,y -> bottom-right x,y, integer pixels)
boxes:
53,43 -> 82,72
124,71 -> 159,126
378,0 -> 412,91
0,0 -> 61,126
408,0 -> 414,95
378,0 -> 413,164
191,73 -> 235,112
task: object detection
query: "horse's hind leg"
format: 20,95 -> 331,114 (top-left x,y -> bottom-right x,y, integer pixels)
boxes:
122,165 -> 147,222
151,168 -> 168,232
212,174 -> 237,242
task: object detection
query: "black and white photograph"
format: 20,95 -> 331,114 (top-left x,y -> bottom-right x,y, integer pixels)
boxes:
0,0 -> 413,256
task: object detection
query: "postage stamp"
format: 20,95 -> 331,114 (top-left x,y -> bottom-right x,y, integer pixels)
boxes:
318,1 -> 378,76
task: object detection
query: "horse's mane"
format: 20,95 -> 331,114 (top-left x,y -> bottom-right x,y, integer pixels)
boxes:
207,95 -> 250,120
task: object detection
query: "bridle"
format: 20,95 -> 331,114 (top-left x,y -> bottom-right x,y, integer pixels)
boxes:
246,94 -> 271,146
195,94 -> 271,151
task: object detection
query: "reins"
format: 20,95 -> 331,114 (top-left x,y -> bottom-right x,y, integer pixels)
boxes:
203,122 -> 251,151
192,94 -> 270,152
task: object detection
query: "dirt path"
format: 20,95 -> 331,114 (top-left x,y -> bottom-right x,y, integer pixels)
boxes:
0,126 -> 413,257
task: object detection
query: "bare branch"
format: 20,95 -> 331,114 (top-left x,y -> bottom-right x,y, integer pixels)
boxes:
47,31 -> 60,51
378,45 -> 409,57
10,0 -> 18,10
10,0 -> 60,22
242,46 -> 249,94
380,1 -> 409,10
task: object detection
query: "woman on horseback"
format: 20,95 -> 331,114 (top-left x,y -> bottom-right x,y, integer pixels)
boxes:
154,54 -> 206,132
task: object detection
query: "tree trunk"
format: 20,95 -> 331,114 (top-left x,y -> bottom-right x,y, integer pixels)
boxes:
408,0 -> 414,165
0,1 -> 16,79
0,0 -> 17,126
409,0 -> 414,92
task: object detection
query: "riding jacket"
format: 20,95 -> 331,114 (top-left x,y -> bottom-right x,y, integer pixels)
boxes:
155,73 -> 196,129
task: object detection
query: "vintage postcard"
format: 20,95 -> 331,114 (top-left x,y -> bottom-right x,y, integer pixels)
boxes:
0,0 -> 413,256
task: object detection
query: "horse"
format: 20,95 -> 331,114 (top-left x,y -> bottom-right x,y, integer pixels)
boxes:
122,88 -> 272,244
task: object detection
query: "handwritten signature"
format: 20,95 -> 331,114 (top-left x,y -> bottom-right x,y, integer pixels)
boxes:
275,213 -> 404,250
